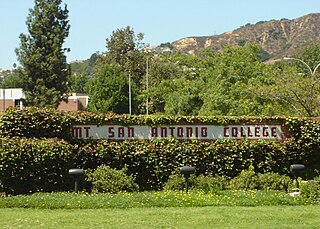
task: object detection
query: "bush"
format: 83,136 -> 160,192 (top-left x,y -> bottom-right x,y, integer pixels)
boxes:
86,165 -> 139,193
164,173 -> 229,193
258,172 -> 291,191
229,166 -> 292,191
163,172 -> 197,191
229,165 -> 259,190
299,179 -> 320,201
194,174 -> 229,192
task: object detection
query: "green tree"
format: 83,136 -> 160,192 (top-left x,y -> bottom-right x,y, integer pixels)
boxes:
141,54 -> 180,113
16,0 -> 70,108
96,26 -> 147,113
69,53 -> 99,77
294,42 -> 320,76
146,52 -> 206,114
87,65 -> 131,114
164,78 -> 203,115
254,42 -> 320,117
104,26 -> 145,81
199,44 -> 275,116
1,67 -> 24,88
67,73 -> 89,93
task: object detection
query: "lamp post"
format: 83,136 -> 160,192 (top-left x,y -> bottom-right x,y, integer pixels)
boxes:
146,56 -> 149,115
128,71 -> 132,115
283,57 -> 320,76
144,48 -> 152,115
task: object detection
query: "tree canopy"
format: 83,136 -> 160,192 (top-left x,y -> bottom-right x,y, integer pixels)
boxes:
87,64 -> 130,114
85,27 -> 320,117
16,0 -> 70,108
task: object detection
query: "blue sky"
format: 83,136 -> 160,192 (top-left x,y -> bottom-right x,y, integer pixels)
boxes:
0,0 -> 319,69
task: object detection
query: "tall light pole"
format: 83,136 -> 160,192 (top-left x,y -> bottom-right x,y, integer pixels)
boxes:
283,57 -> 320,76
146,56 -> 149,115
144,48 -> 152,115
128,71 -> 132,115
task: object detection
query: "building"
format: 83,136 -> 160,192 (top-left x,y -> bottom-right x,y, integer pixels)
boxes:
57,93 -> 89,111
0,89 -> 89,112
0,88 -> 25,112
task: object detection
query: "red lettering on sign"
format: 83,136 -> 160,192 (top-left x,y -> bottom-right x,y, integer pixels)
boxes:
128,127 -> 134,138
224,127 -> 229,137
186,127 -> 193,137
108,127 -> 114,137
240,127 -> 246,137
232,127 -> 238,137
118,127 -> 124,138
255,127 -> 260,137
263,127 -> 269,137
161,127 -> 167,137
271,127 -> 277,137
169,127 -> 175,136
201,127 -> 208,137
177,127 -> 183,137
151,127 -> 158,137
84,127 -> 90,138
72,127 -> 82,138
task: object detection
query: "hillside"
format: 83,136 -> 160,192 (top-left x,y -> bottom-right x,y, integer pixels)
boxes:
171,13 -> 320,60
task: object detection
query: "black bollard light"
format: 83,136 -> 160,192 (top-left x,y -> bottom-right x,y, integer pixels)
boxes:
69,169 -> 84,192
179,166 -> 195,193
290,164 -> 305,190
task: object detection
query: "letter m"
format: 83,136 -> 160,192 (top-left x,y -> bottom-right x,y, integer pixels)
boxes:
72,127 -> 82,138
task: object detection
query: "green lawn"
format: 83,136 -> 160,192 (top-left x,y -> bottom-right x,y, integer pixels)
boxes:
1,206 -> 320,229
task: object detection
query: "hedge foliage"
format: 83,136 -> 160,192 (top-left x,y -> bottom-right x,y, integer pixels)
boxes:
0,107 -> 320,194
0,137 -> 74,194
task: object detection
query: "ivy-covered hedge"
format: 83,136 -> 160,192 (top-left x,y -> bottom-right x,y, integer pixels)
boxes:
0,137 -> 74,194
0,107 -> 72,139
0,107 -> 320,194
0,107 -> 291,138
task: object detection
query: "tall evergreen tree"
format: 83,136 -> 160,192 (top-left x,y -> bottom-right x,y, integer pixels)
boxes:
16,0 -> 70,108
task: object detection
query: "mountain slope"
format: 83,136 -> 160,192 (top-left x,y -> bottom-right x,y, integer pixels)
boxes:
172,13 -> 320,59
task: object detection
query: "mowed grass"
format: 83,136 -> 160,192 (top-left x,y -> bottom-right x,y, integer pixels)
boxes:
0,190 -> 319,228
1,206 -> 320,228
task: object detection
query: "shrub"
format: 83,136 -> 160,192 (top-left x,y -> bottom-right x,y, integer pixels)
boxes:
299,179 -> 320,201
194,174 -> 229,192
164,173 -> 229,193
163,172 -> 197,191
229,165 -> 259,190
229,167 -> 292,191
258,172 -> 291,191
85,165 -> 139,193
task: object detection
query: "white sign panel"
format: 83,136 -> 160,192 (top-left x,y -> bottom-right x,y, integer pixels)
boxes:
71,125 -> 282,140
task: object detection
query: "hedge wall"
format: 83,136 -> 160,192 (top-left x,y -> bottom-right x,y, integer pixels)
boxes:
1,107 -> 320,194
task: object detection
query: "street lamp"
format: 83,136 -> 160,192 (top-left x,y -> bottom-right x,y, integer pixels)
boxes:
146,56 -> 149,115
144,48 -> 152,115
283,57 -> 320,76
128,71 -> 132,115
